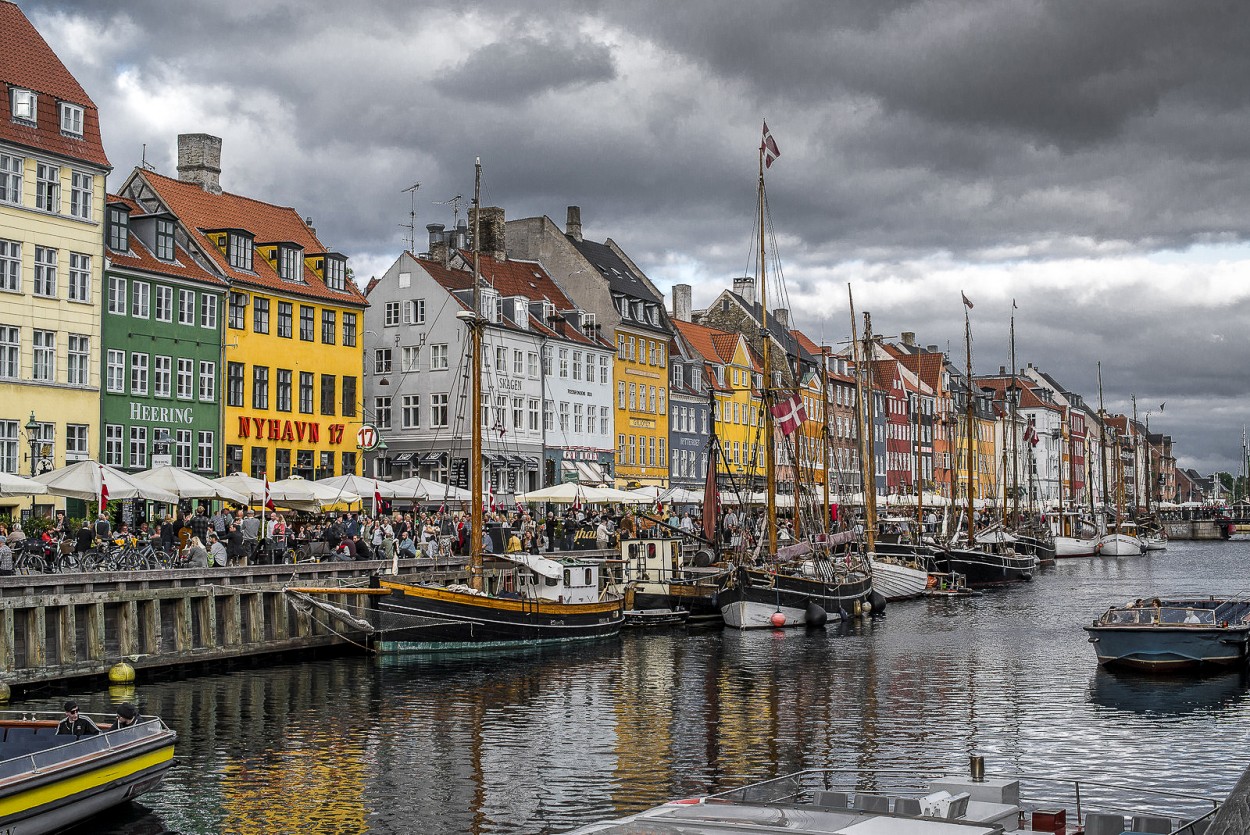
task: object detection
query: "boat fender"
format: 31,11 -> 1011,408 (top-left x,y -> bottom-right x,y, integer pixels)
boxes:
770,611 -> 786,627
853,600 -> 862,618
862,601 -> 872,615
805,600 -> 828,628
870,591 -> 888,615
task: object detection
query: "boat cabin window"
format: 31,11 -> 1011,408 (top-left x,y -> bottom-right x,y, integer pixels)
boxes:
629,543 -> 641,558
585,568 -> 593,585
647,543 -> 657,558
546,577 -> 559,587
563,570 -> 571,586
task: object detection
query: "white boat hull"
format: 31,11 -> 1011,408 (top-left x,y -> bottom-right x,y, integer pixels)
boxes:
1054,536 -> 1098,557
1097,534 -> 1145,556
867,556 -> 929,601
721,600 -> 845,630
1143,535 -> 1168,552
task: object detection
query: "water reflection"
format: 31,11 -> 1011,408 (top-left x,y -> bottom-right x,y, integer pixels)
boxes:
18,539 -> 1250,834
1089,668 -> 1250,717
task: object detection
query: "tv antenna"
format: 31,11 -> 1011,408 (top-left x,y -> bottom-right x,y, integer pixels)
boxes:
400,182 -> 420,252
435,194 -> 465,228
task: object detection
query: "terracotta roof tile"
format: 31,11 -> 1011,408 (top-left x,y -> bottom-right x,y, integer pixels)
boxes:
105,194 -> 226,287
0,3 -> 108,168
139,171 -> 366,306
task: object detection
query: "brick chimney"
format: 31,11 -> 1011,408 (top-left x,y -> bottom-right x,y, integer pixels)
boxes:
732,277 -> 755,305
427,223 -> 448,266
177,133 -> 222,195
672,283 -> 692,322
566,206 -> 583,242
470,206 -> 506,260
901,331 -> 915,347
773,307 -> 790,329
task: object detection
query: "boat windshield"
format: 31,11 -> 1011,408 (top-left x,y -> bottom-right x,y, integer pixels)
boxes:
1099,605 -> 1225,626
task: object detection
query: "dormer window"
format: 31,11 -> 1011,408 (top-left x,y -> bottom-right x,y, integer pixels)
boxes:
10,88 -> 36,123
59,103 -> 83,136
279,245 -> 304,282
228,232 -> 254,271
155,218 -> 175,261
108,207 -> 129,252
323,255 -> 346,291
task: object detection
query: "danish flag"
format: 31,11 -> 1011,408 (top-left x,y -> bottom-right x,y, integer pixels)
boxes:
771,393 -> 808,436
373,479 -> 384,508
263,476 -> 275,511
1023,417 -> 1039,447
761,121 -> 780,169
98,465 -> 109,509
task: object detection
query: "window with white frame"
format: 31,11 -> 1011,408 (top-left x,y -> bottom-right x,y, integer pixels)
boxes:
228,233 -> 253,271
153,285 -> 172,322
572,351 -> 582,381
59,102 -> 83,136
129,425 -> 148,469
430,344 -> 448,370
558,402 -> 569,432
156,219 -> 175,260
527,352 -> 539,377
179,289 -> 196,325
374,396 -> 392,430
201,294 -> 218,329
558,349 -> 568,378
495,346 -> 507,371
153,355 -> 172,398
67,334 -> 88,386
104,424 -> 123,466
0,326 -> 17,379
132,281 -> 150,318
33,247 -> 56,297
177,358 -> 194,399
0,239 -> 19,292
174,429 -> 192,469
35,163 -> 58,212
542,346 -> 552,375
600,355 -> 609,384
0,153 -> 22,205
106,349 -> 124,393
529,399 -> 540,431
279,245 -> 303,282
431,393 -> 448,427
0,421 -> 17,473
324,256 -> 346,291
10,89 -> 36,122
601,406 -> 610,435
514,350 -> 524,375
68,253 -> 90,302
32,330 -> 54,381
384,301 -> 400,327
374,348 -> 392,374
66,424 -> 88,461
199,360 -> 216,402
573,403 -> 583,433
401,346 -> 420,372
512,397 -> 523,429
130,352 -> 148,395
69,171 -> 91,219
401,394 -> 420,429
197,432 -> 214,471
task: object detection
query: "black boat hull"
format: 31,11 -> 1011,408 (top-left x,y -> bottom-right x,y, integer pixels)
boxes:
938,547 -> 1035,587
719,567 -> 874,629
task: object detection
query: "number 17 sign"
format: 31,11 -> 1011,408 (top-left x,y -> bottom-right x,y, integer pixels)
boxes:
356,424 -> 380,451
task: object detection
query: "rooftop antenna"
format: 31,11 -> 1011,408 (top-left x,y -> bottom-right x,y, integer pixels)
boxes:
400,182 -> 421,253
140,143 -> 156,172
435,194 -> 465,227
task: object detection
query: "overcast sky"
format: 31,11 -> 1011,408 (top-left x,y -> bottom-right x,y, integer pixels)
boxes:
27,0 -> 1250,475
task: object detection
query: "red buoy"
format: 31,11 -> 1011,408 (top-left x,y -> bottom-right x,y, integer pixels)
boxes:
770,612 -> 786,627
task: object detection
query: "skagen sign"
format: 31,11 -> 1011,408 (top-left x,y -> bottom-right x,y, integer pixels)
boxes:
129,403 -> 196,425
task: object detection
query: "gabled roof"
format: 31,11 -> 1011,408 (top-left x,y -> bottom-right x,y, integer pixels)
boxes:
714,290 -> 812,365
893,350 -> 946,391
457,251 -> 580,311
791,329 -> 823,358
105,194 -> 226,288
673,319 -> 734,366
134,171 -> 366,306
568,237 -> 662,304
0,2 -> 109,168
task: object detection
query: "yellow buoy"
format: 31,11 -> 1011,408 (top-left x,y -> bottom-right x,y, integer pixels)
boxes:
108,661 -> 136,684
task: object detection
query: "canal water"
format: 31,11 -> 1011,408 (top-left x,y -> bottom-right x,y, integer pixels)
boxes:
21,538 -> 1250,834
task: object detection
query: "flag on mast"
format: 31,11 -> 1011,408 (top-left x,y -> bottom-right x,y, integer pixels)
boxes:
263,476 -> 275,511
761,121 -> 780,169
98,464 -> 109,509
962,292 -> 975,309
771,393 -> 808,436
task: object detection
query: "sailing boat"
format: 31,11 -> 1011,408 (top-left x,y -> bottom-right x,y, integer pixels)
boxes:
936,293 -> 1035,586
717,124 -> 876,629
1094,365 -> 1144,557
376,160 -> 625,651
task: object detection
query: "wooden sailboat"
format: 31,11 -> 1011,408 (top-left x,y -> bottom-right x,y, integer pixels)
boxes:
1094,364 -> 1145,557
717,124 -> 876,629
936,294 -> 1035,586
375,161 -> 625,651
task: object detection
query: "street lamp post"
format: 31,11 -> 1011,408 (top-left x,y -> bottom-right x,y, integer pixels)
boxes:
23,411 -> 38,477
375,438 -> 388,480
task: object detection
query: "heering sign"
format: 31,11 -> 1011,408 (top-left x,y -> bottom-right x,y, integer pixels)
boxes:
130,403 -> 195,425
237,415 -> 347,445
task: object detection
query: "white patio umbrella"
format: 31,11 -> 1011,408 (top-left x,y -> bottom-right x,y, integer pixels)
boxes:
0,471 -> 49,497
387,476 -> 472,503
34,460 -> 179,504
213,473 -> 319,512
317,474 -> 423,502
628,485 -> 666,500
660,486 -> 703,504
516,482 -> 591,504
272,475 -> 361,510
587,486 -> 651,504
135,465 -> 249,505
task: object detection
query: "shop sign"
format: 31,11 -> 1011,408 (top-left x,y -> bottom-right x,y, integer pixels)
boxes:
236,416 -> 347,445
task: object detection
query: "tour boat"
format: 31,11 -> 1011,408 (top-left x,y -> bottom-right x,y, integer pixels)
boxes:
0,712 -> 177,834
1085,597 -> 1250,671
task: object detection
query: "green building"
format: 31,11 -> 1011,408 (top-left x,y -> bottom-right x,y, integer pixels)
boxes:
100,189 -> 226,477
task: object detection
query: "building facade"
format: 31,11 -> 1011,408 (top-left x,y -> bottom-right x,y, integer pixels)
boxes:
0,4 -> 110,518
101,191 -> 226,477
118,135 -> 367,482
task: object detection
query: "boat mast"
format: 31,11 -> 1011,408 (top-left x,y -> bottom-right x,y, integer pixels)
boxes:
758,144 -> 777,557
1097,362 -> 1109,534
468,159 -> 484,590
821,346 -> 832,534
1131,394 -> 1140,517
848,287 -> 876,554
1008,303 -> 1019,528
914,388 -> 923,537
963,299 -> 977,546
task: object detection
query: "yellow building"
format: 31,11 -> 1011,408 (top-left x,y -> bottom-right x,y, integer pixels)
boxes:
614,321 -> 670,487
122,136 -> 366,480
673,321 -> 764,485
0,4 -> 111,518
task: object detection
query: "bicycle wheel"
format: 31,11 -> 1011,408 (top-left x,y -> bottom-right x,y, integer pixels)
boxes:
56,551 -> 84,573
13,552 -> 42,575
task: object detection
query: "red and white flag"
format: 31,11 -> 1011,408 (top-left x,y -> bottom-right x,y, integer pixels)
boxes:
761,121 -> 781,169
263,476 -> 275,511
98,464 -> 109,509
373,478 -> 384,509
1023,418 -> 1039,447
771,393 -> 808,436
961,292 -> 974,309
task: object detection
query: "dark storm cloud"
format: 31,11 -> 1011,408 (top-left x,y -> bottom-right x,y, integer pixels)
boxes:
22,0 -> 1250,471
